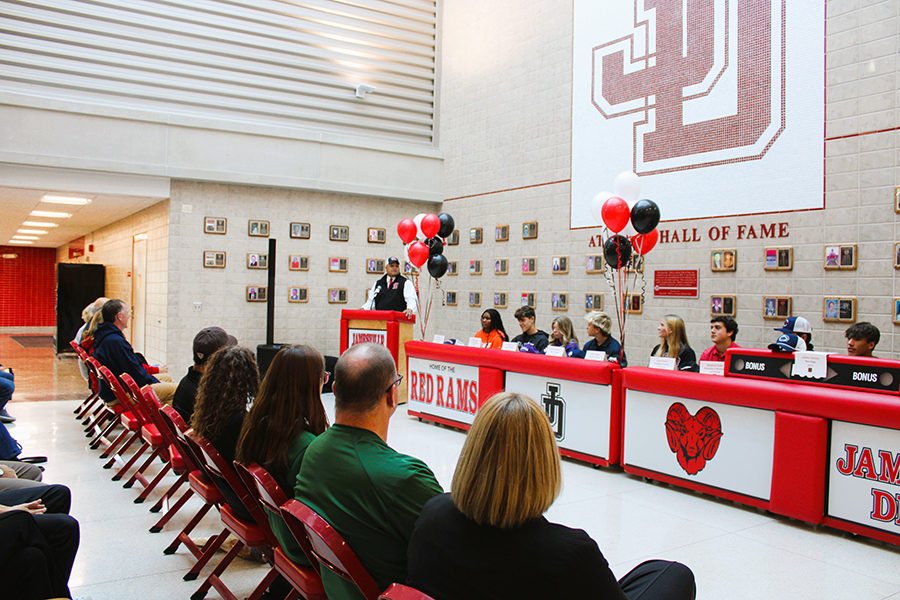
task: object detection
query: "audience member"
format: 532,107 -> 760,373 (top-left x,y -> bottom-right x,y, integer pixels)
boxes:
294,343 -> 442,600
582,311 -> 626,365
0,365 -> 15,423
699,316 -> 740,362
510,307 -> 549,353
407,392 -> 696,600
547,316 -> 582,357
172,327 -> 236,423
191,345 -> 258,521
236,345 -> 329,565
846,322 -> 880,357
775,316 -> 814,351
474,309 -> 508,349
652,315 -> 697,371
0,460 -> 44,492
74,297 -> 108,382
92,299 -> 177,405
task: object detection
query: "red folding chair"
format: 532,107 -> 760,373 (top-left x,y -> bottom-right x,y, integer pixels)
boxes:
137,385 -> 190,514
157,405 -> 229,583
379,583 -> 438,600
70,340 -> 101,418
118,376 -> 175,502
280,499 -> 382,600
188,431 -> 280,600
84,357 -> 122,448
92,364 -> 150,481
238,462 -> 327,600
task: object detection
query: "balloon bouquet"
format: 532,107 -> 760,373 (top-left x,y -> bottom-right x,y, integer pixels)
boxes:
591,172 -> 661,352
396,212 -> 455,338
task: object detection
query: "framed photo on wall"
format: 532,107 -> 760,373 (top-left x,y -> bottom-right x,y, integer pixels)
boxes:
204,217 -> 227,234
289,255 -> 309,271
470,228 -> 483,244
552,256 -> 568,274
203,251 -> 226,268
494,258 -> 508,275
329,257 -> 348,272
765,247 -> 793,271
495,225 -> 509,242
446,291 -> 458,306
586,255 -> 604,273
247,253 -> 268,269
447,261 -> 458,276
367,228 -> 386,243
288,287 -> 308,303
895,243 -> 900,269
522,222 -> 538,239
627,255 -> 644,273
447,230 -> 460,245
522,258 -> 537,274
711,249 -> 736,271
248,220 -> 270,237
585,293 -> 603,311
494,292 -> 508,309
711,295 -> 736,316
824,297 -> 856,322
893,297 -> 900,324
624,293 -> 642,314
328,288 -> 348,303
247,286 -> 267,302
764,296 -> 791,319
469,291 -> 481,307
521,292 -> 536,309
329,225 -> 350,242
290,222 -> 310,239
366,258 -> 385,274
551,293 -> 568,311
469,260 -> 482,275
824,244 -> 856,269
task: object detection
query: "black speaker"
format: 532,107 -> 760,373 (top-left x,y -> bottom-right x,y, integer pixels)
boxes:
256,344 -> 286,380
56,263 -> 105,353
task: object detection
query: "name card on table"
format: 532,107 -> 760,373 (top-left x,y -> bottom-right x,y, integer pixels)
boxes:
501,341 -> 519,352
432,335 -> 445,344
699,361 -> 725,376
649,356 -> 677,370
468,337 -> 485,348
544,345 -> 566,357
584,350 -> 607,361
791,352 -> 828,378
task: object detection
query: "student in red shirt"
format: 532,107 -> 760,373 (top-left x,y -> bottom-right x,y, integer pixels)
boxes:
699,316 -> 739,363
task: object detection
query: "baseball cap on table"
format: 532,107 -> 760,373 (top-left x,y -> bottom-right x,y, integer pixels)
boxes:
193,327 -> 236,364
387,256 -> 400,265
768,333 -> 807,353
775,316 -> 812,335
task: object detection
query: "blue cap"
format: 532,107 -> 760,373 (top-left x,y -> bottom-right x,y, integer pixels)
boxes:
768,333 -> 807,353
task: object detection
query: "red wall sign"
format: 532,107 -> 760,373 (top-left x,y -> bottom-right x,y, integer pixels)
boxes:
654,269 -> 699,298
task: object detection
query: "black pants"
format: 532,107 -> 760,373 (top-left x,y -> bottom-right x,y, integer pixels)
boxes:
0,483 -> 72,515
0,509 -> 80,600
619,560 -> 696,600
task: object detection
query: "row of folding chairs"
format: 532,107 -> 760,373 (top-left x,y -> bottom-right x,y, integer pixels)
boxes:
69,340 -> 434,600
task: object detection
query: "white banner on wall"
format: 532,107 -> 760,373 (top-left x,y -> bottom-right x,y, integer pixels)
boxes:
623,391 -> 775,500
571,0 -> 824,226
829,421 -> 900,535
407,357 -> 480,426
348,329 -> 387,347
505,372 -> 613,460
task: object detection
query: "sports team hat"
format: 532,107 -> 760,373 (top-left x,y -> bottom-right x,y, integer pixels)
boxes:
386,256 -> 400,264
775,316 -> 812,335
193,327 -> 236,364
768,333 -> 807,353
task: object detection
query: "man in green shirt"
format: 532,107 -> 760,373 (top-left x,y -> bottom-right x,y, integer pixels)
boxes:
294,343 -> 443,600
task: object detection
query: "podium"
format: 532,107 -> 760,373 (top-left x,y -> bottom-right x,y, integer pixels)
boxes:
340,310 -> 415,403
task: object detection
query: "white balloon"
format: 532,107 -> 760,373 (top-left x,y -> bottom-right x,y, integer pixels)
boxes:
590,191 -> 613,225
613,171 -> 641,204
620,197 -> 638,237
413,213 -> 427,240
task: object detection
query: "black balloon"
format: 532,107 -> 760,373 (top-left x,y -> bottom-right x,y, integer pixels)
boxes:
437,213 -> 455,238
630,199 -> 660,235
427,254 -> 449,278
426,236 -> 444,257
603,235 -> 633,270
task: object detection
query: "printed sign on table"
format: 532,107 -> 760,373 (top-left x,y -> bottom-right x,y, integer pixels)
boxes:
348,328 -> 387,347
505,372 -> 613,461
829,421 -> 900,535
407,357 -> 480,426
623,391 -> 775,500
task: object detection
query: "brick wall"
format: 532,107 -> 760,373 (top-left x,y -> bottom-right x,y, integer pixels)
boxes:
0,245 -> 57,328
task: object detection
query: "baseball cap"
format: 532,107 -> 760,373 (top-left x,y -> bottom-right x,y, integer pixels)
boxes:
775,316 -> 812,335
387,256 -> 400,264
768,333 -> 807,353
193,327 -> 237,365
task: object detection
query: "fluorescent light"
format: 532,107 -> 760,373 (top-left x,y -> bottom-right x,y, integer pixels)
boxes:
8,240 -> 33,244
133,233 -> 148,241
42,195 -> 91,205
17,229 -> 47,234
22,221 -> 59,227
30,210 -> 71,218
12,235 -> 39,240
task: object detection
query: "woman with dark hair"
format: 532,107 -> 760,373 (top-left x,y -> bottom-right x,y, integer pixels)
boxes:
407,392 -> 696,600
236,345 -> 329,564
474,309 -> 508,349
191,345 -> 259,519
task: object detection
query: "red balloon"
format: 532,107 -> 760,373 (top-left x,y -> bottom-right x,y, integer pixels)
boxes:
421,213 -> 441,238
408,241 -> 430,268
397,218 -> 417,244
631,229 -> 659,255
601,197 -> 630,233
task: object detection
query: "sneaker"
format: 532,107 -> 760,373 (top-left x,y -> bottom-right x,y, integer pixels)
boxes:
0,409 -> 14,423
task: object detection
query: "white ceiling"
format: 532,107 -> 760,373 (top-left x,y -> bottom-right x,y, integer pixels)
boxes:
0,187 -> 165,249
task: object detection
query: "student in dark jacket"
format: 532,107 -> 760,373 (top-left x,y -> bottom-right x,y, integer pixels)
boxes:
582,311 -> 626,366
172,327 -> 236,423
510,307 -> 549,353
651,315 -> 698,372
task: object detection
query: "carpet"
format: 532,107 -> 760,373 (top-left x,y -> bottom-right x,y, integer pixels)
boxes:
11,336 -> 56,349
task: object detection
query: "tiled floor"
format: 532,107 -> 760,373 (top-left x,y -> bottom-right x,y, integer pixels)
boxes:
4,335 -> 900,599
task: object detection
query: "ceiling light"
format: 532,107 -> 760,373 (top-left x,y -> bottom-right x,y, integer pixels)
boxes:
30,210 -> 71,218
22,221 -> 59,227
12,235 -> 39,240
8,240 -> 33,244
17,229 -> 47,235
42,195 -> 91,205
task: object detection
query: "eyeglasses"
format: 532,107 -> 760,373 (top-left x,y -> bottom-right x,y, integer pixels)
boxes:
386,374 -> 403,394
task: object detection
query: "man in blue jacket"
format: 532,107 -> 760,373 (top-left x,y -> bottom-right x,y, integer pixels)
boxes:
92,299 -> 176,404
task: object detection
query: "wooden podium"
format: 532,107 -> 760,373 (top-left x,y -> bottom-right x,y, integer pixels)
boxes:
340,310 -> 415,403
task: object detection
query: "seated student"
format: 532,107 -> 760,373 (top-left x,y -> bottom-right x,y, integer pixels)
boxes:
547,316 -> 583,357
172,327 -> 237,423
652,315 -> 697,371
699,316 -> 740,362
407,392 -> 696,600
510,307 -> 549,353
474,309 -> 508,349
775,316 -> 813,350
582,311 -> 626,366
845,322 -> 880,357
236,345 -> 329,565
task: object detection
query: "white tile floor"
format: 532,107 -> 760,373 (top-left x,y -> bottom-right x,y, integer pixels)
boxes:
9,395 -> 900,600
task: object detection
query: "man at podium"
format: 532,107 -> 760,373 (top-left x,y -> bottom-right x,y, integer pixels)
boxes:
362,256 -> 418,317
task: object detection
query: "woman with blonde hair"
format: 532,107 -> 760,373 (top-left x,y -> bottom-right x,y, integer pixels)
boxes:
582,311 -> 626,366
652,315 -> 697,371
546,316 -> 583,357
407,392 -> 695,600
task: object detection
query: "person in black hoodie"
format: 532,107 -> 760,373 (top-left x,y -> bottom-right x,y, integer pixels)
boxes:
510,307 -> 549,353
